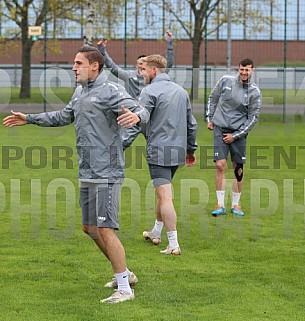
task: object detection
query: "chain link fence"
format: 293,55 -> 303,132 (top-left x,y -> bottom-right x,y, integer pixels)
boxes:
0,0 -> 304,118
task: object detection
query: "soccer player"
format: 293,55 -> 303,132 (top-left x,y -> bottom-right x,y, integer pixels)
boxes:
3,45 -> 149,303
124,54 -> 198,255
97,31 -> 174,99
206,57 -> 262,217
98,31 -> 174,145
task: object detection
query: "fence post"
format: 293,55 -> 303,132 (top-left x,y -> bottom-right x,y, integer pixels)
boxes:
43,0 -> 47,112
283,0 -> 287,123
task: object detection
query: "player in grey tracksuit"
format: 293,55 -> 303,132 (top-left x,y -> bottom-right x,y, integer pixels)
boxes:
124,72 -> 197,164
123,54 -> 197,256
97,31 -> 174,99
98,31 -> 174,141
24,72 -> 148,183
206,57 -> 262,217
3,45 -> 149,303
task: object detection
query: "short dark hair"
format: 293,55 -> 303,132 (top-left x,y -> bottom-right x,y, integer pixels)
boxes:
239,58 -> 254,68
77,45 -> 104,72
137,54 -> 146,60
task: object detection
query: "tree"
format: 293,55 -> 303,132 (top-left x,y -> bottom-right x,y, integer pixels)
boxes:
163,0 -> 278,100
83,1 -> 95,45
95,0 -> 125,39
2,0 -> 81,98
163,0 -> 223,99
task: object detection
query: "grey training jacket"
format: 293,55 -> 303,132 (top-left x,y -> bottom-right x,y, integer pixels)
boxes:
26,72 -> 149,183
124,73 -> 198,166
206,74 -> 261,140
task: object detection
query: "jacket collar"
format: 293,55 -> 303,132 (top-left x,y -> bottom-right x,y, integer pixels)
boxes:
236,74 -> 253,86
82,71 -> 108,89
151,73 -> 170,84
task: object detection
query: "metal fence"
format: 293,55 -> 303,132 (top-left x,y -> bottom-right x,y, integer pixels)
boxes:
1,1 -> 304,65
0,0 -> 305,120
2,65 -> 305,91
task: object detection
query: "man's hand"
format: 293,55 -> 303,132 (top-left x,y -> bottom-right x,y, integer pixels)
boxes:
117,106 -> 140,128
223,133 -> 234,144
186,154 -> 196,167
3,111 -> 27,127
164,30 -> 173,48
207,122 -> 214,130
164,30 -> 173,42
97,39 -> 107,54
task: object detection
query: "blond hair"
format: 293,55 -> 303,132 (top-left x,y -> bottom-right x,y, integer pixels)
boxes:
142,54 -> 167,72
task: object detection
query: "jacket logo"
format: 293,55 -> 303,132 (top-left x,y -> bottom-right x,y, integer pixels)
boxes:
91,97 -> 97,101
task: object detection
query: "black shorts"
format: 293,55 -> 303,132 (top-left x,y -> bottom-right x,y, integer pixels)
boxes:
213,125 -> 247,164
80,182 -> 121,229
148,164 -> 178,187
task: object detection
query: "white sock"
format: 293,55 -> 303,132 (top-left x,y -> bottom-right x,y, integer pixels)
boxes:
151,220 -> 163,236
167,230 -> 179,249
232,192 -> 241,207
216,190 -> 225,207
126,268 -> 131,277
115,270 -> 132,295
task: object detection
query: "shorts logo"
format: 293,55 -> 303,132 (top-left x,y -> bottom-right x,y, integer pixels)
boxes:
98,216 -> 106,221
214,152 -> 219,156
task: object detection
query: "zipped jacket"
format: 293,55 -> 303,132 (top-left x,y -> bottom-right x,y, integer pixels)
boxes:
124,73 -> 197,166
206,74 -> 261,140
26,72 -> 149,183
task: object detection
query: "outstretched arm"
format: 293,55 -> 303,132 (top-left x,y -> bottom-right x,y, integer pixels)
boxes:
164,31 -> 174,70
97,38 -> 130,81
3,111 -> 27,127
97,39 -> 107,55
117,106 -> 141,128
3,101 -> 74,128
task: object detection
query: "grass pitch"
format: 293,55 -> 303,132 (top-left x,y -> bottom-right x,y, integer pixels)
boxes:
0,114 -> 304,321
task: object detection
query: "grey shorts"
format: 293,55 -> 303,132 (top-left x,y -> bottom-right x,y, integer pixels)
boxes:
80,182 -> 121,229
148,164 -> 178,187
213,125 -> 247,164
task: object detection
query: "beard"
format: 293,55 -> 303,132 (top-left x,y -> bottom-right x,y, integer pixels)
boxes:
143,75 -> 151,85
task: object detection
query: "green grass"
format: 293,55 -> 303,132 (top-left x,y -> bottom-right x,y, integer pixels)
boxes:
0,87 -> 74,104
0,114 -> 304,320
2,87 -> 305,106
